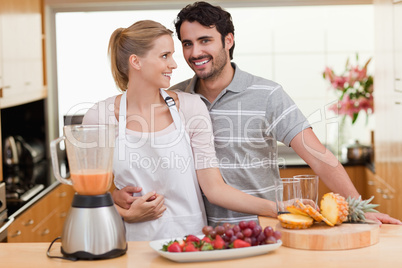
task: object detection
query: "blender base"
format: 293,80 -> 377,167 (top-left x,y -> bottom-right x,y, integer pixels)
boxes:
61,245 -> 127,260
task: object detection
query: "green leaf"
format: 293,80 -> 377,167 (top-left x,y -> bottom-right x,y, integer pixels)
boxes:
351,113 -> 359,124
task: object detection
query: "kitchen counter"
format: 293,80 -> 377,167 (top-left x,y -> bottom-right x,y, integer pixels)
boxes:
1,217 -> 401,267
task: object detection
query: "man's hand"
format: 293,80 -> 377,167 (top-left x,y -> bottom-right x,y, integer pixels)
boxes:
365,212 -> 402,225
112,186 -> 144,209
115,191 -> 166,223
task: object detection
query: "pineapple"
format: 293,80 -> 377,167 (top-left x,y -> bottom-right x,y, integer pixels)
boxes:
320,193 -> 379,225
295,200 -> 334,227
278,214 -> 314,229
286,205 -> 309,217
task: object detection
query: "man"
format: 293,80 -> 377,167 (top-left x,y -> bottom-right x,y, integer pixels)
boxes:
114,1 -> 401,226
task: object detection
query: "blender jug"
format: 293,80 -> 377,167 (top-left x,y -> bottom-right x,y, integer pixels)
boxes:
49,124 -> 127,260
50,124 -> 114,195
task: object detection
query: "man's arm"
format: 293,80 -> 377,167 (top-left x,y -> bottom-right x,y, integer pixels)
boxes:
112,186 -> 166,223
290,128 -> 401,225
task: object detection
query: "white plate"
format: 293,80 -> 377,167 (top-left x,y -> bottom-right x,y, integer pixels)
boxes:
149,237 -> 282,263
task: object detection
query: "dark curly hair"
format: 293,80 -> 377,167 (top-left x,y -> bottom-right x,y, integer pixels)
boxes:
174,1 -> 235,60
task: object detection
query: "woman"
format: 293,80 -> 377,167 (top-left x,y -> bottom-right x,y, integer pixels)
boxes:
83,20 -> 276,241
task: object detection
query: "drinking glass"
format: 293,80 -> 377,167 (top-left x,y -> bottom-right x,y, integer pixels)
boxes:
275,178 -> 301,215
293,175 -> 319,209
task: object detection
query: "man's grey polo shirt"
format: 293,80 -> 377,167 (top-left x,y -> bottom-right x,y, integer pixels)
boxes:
171,63 -> 311,226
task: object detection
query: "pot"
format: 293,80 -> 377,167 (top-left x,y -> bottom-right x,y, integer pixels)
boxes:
346,140 -> 372,162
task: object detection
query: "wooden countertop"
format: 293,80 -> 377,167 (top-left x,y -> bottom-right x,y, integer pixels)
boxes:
1,217 -> 401,267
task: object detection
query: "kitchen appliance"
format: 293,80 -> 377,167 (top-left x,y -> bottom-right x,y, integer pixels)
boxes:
3,135 -> 45,166
0,182 -> 12,242
2,135 -> 47,215
50,124 -> 126,260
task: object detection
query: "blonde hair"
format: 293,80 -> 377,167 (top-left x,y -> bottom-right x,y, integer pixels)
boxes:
108,20 -> 173,91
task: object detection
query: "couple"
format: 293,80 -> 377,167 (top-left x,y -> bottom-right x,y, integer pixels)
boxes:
83,1 -> 401,241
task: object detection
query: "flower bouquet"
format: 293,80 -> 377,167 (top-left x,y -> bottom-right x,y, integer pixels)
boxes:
323,54 -> 374,125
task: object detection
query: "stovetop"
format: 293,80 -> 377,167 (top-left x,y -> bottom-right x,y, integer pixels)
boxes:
3,159 -> 55,215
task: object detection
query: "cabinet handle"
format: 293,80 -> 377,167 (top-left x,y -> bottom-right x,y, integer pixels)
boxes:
23,219 -> 34,226
0,86 -> 11,98
60,212 -> 67,218
59,192 -> 67,198
367,180 -> 375,186
11,230 -> 22,238
382,194 -> 394,200
24,82 -> 31,86
41,228 -> 50,236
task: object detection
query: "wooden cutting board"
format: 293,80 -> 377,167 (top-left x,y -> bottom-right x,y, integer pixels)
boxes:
276,221 -> 380,250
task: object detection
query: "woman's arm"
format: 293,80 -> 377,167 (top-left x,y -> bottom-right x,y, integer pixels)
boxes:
196,168 -> 277,218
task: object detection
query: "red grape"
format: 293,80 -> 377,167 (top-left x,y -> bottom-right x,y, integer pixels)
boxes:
253,225 -> 262,237
263,226 -> 274,237
273,230 -> 282,240
266,236 -> 277,244
209,230 -> 217,239
235,232 -> 244,240
197,223 -> 279,249
222,223 -> 231,230
233,225 -> 241,233
225,229 -> 234,237
202,225 -> 213,236
215,225 -> 225,235
257,232 -> 266,243
242,228 -> 253,237
250,237 -> 258,246
239,221 -> 248,230
248,221 -> 257,229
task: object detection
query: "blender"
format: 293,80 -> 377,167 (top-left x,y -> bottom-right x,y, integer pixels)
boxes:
50,124 -> 127,260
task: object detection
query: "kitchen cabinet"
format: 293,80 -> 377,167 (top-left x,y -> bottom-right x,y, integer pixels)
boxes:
0,0 -> 46,184
394,2 -> 402,93
0,0 -> 46,109
279,165 -> 367,203
373,0 -> 402,220
7,183 -> 75,242
365,167 -> 398,216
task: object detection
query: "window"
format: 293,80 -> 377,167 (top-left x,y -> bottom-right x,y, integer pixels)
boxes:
54,5 -> 374,146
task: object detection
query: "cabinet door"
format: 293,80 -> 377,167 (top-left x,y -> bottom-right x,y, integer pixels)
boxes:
7,184 -> 75,242
395,3 -> 402,93
0,0 -> 45,109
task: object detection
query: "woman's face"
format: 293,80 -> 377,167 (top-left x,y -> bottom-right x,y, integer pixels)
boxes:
138,34 -> 177,89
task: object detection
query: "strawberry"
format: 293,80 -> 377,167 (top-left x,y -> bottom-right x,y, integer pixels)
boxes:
200,242 -> 214,251
167,242 -> 182,252
232,239 -> 251,248
201,236 -> 211,244
185,234 -> 201,244
183,242 -> 199,252
212,234 -> 225,249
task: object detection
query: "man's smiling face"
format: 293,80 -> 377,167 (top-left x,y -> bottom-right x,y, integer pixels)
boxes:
180,20 -> 231,81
